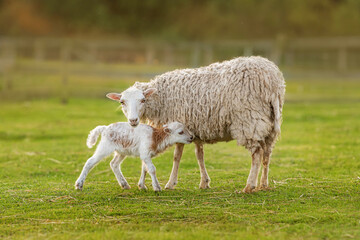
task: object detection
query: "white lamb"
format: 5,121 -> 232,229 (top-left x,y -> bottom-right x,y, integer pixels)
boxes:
107,56 -> 285,193
75,122 -> 193,191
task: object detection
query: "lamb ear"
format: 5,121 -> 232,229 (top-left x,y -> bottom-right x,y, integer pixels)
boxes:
106,93 -> 122,102
164,127 -> 171,134
144,88 -> 157,98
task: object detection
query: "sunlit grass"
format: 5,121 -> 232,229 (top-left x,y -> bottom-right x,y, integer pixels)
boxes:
0,63 -> 360,239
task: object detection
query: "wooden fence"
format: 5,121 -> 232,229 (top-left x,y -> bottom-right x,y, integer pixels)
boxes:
1,36 -> 360,101
1,36 -> 360,71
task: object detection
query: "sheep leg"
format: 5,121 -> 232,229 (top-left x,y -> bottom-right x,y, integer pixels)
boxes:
259,148 -> 272,190
138,161 -> 148,190
142,157 -> 161,191
165,143 -> 184,189
110,153 -> 130,189
243,147 -> 263,193
195,142 -> 211,189
75,144 -> 113,190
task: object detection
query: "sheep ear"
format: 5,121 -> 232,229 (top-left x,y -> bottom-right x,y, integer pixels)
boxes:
144,88 -> 157,98
106,93 -> 122,102
164,127 -> 171,134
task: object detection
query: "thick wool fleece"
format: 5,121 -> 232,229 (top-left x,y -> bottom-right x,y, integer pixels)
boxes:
134,56 -> 285,153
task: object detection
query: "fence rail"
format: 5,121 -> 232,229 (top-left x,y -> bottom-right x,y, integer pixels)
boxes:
1,36 -> 360,71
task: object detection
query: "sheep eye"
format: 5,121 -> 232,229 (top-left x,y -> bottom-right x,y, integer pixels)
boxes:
140,99 -> 146,103
120,100 -> 125,105
179,131 -> 184,135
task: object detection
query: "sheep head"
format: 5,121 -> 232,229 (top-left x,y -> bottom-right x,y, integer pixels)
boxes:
106,87 -> 157,127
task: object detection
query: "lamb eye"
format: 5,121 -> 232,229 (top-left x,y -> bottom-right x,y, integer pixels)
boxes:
179,131 -> 184,135
140,99 -> 146,103
120,100 -> 125,105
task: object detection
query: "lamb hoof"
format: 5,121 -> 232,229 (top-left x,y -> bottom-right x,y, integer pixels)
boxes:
242,184 -> 256,193
75,180 -> 84,190
165,182 -> 176,190
122,184 -> 131,190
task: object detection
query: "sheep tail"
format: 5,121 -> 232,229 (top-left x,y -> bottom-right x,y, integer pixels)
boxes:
86,126 -> 106,148
272,95 -> 282,134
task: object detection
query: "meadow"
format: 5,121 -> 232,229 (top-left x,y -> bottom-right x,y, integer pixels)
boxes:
0,62 -> 360,239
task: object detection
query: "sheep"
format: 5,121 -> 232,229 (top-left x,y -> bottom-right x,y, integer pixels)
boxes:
106,56 -> 285,193
75,121 -> 194,192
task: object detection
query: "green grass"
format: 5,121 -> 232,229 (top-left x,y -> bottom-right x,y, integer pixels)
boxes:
1,64 -> 360,239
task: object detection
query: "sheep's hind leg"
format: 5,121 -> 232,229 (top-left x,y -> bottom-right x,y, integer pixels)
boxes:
142,157 -> 161,192
138,161 -> 148,190
110,153 -> 130,189
165,143 -> 184,189
243,147 -> 263,193
259,145 -> 273,190
195,142 -> 211,189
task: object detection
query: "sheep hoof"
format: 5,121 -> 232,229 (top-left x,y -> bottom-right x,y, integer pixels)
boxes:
165,182 -> 176,190
258,185 -> 272,191
199,181 -> 211,189
122,184 -> 131,190
138,184 -> 148,190
242,184 -> 256,193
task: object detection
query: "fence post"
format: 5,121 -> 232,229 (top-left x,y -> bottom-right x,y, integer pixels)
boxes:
146,45 -> 155,65
191,44 -> 201,67
337,47 -> 347,72
164,45 -> 174,66
34,39 -> 45,63
204,44 -> 213,65
0,41 -> 16,92
272,34 -> 286,65
88,42 -> 98,64
60,42 -> 71,104
244,46 -> 253,56
284,50 -> 294,67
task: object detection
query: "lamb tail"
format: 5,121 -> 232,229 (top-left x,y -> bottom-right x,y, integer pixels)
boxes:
86,126 -> 106,148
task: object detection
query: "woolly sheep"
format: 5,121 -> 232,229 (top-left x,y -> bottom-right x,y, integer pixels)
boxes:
107,56 -> 285,193
75,122 -> 194,191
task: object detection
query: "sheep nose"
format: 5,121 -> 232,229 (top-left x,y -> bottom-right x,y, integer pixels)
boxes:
129,118 -> 138,126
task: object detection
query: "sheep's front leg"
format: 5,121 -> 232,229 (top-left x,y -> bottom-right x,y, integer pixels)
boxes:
165,143 -> 184,189
110,153 -> 130,189
195,142 -> 211,189
138,161 -> 148,190
243,147 -> 263,193
142,157 -> 161,192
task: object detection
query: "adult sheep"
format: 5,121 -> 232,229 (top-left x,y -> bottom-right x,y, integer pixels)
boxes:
107,56 -> 285,193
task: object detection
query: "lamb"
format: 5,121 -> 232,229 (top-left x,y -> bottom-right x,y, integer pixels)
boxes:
75,121 -> 194,191
106,56 -> 285,193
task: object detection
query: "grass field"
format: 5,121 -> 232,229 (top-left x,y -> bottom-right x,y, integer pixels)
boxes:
1,63 -> 360,239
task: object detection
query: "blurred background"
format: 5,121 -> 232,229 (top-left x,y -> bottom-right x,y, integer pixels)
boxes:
0,0 -> 360,101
